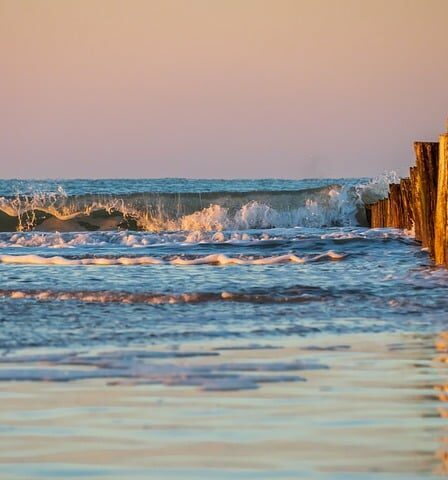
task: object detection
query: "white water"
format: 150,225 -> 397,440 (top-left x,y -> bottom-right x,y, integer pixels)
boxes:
0,251 -> 345,266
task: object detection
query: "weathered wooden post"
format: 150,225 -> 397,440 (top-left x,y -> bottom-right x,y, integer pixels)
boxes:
387,183 -> 402,228
399,178 -> 413,230
381,198 -> 388,227
370,198 -> 388,228
435,128 -> 448,265
369,202 -> 378,227
409,167 -> 422,241
413,142 -> 439,252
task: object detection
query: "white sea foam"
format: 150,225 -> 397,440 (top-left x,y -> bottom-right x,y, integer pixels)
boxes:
174,192 -> 362,231
0,254 -> 163,265
0,251 -> 345,266
0,223 -> 412,250
0,231 -> 173,248
0,229 -> 292,248
0,227 -> 411,250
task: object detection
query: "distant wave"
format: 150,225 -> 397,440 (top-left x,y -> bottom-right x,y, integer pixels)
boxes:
0,251 -> 345,266
0,175 -> 396,233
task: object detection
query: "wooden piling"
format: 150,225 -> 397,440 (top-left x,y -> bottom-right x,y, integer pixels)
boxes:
435,132 -> 448,264
399,178 -> 413,231
409,166 -> 422,241
370,198 -> 388,228
387,183 -> 402,228
413,142 -> 439,251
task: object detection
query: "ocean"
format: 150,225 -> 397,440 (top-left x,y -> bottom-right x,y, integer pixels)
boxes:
1,177 -> 448,479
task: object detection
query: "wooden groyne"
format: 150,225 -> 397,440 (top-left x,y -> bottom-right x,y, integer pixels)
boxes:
366,126 -> 448,265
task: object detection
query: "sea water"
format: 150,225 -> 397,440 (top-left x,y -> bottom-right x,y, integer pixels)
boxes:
1,177 -> 448,479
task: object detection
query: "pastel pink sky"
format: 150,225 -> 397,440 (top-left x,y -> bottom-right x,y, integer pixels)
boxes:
1,0 -> 447,179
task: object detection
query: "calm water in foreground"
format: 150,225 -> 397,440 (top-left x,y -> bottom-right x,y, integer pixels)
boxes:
0,178 -> 447,479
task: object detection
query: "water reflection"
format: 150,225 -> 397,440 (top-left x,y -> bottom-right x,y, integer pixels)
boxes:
1,333 -> 448,479
433,332 -> 448,474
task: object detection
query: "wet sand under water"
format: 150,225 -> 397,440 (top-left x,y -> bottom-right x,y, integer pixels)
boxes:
1,332 -> 448,479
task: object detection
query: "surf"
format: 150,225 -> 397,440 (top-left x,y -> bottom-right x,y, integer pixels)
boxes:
0,177 -> 395,233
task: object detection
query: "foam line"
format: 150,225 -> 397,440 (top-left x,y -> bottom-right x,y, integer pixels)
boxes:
0,252 -> 345,266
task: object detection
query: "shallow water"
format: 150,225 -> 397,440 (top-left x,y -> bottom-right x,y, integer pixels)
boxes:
2,334 -> 448,479
0,178 -> 447,478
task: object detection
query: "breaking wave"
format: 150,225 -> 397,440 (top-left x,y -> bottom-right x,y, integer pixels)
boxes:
0,174 -> 396,233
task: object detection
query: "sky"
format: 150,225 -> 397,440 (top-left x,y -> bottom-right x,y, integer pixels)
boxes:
1,0 -> 447,179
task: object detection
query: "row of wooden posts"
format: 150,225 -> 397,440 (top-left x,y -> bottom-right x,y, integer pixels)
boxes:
366,128 -> 448,265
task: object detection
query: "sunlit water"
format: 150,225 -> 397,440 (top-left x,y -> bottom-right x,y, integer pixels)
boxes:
1,178 -> 447,479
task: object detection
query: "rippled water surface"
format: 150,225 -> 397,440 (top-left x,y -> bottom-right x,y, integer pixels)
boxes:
1,178 -> 447,479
